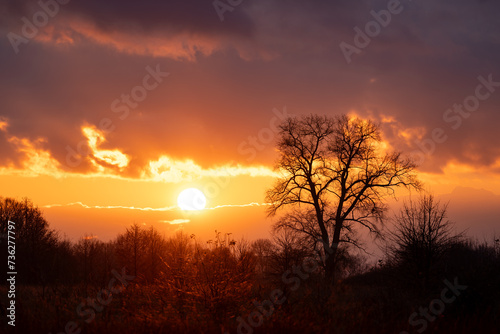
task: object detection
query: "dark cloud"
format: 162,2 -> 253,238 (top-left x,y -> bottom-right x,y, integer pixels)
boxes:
0,0 -> 499,176
72,0 -> 254,36
2,0 -> 255,37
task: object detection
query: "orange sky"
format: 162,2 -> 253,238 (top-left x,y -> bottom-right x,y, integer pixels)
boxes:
1,0 -> 499,245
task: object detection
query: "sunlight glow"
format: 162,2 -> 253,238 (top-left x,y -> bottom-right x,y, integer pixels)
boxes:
83,126 -> 129,169
177,188 -> 207,211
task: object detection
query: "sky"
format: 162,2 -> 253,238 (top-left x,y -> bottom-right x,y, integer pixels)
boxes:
0,0 -> 499,245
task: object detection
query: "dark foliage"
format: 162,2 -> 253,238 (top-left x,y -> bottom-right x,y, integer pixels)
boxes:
0,197 -> 499,333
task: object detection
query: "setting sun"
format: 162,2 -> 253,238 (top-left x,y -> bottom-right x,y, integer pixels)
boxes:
177,188 -> 207,211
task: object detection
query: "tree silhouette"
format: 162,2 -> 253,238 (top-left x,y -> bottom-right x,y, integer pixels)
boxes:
145,225 -> 167,283
266,114 -> 420,283
0,197 -> 59,284
388,194 -> 463,289
115,223 -> 145,279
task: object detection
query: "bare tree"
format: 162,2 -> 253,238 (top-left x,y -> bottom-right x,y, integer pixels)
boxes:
251,238 -> 275,276
0,197 -> 59,284
74,235 -> 111,288
141,225 -> 167,283
160,231 -> 195,320
388,194 -> 462,288
115,223 -> 145,279
269,228 -> 312,277
266,114 -> 420,283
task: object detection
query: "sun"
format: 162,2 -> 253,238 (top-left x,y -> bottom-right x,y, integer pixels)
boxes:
177,188 -> 207,211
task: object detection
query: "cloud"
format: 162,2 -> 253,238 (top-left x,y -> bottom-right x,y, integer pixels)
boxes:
418,160 -> 500,196
0,119 -> 63,177
206,202 -> 272,210
2,0 -> 258,60
42,202 -> 177,211
3,0 -> 500,244
142,156 -> 203,183
83,125 -> 129,169
1,0 -> 500,180
0,121 -> 277,184
160,218 -> 190,225
142,155 -> 278,183
0,118 -> 8,132
33,18 -> 224,61
41,201 -> 273,216
6,136 -> 62,176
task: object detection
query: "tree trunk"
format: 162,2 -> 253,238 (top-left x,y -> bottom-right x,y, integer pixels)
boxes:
324,242 -> 339,285
325,253 -> 336,284
325,219 -> 343,285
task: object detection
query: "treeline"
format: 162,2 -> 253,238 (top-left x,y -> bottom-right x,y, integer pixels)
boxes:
0,197 -> 367,332
0,197 -> 72,286
1,196 -> 499,333
0,197 -> 364,288
0,198 -> 248,287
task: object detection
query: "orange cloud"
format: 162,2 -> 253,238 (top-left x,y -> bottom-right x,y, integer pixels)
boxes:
31,17 -> 222,61
418,160 -> 500,195
0,122 -> 63,177
0,121 -> 276,184
72,21 -> 218,61
351,110 -> 429,151
206,202 -> 272,210
160,219 -> 190,225
82,126 -> 130,169
27,13 -> 278,62
0,118 -> 8,132
142,155 -> 278,183
42,202 -> 177,211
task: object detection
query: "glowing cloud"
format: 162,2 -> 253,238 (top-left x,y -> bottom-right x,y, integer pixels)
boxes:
144,156 -> 203,183
160,219 -> 191,225
142,155 -> 278,183
4,136 -> 62,177
0,119 -> 62,176
206,202 -> 272,210
32,18 -> 221,61
82,126 -> 129,169
42,202 -> 177,211
0,118 -> 8,132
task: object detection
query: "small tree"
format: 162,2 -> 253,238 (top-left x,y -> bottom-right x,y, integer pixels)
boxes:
388,194 -> 462,288
161,231 -> 195,321
115,223 -> 145,279
251,238 -> 275,277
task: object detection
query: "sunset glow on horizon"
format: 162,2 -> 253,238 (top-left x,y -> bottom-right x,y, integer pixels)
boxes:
0,0 -> 499,247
